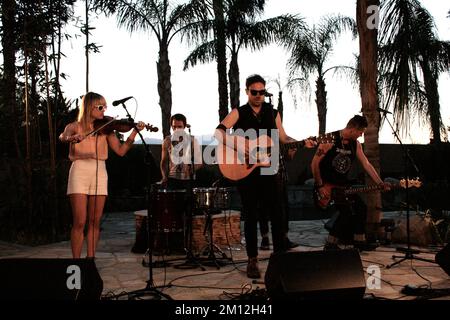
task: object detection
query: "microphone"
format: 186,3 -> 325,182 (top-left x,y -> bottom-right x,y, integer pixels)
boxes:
186,124 -> 191,129
265,91 -> 273,97
112,96 -> 133,106
377,107 -> 392,114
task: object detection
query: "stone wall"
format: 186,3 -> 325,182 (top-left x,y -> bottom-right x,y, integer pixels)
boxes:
191,210 -> 241,254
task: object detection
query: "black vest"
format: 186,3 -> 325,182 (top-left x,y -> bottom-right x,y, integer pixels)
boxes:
234,102 -> 278,133
320,130 -> 357,185
233,102 -> 279,177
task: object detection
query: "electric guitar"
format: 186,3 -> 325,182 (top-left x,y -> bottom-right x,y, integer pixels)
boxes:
314,178 -> 422,210
217,133 -> 334,181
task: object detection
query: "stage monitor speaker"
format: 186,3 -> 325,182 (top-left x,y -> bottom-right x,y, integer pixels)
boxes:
0,258 -> 103,300
264,249 -> 366,300
436,243 -> 450,277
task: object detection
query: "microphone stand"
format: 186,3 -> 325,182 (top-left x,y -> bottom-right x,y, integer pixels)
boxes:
172,125 -> 206,270
117,101 -> 172,300
380,109 -> 435,269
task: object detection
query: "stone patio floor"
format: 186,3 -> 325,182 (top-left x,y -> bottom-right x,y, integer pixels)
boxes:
1,211 -> 449,301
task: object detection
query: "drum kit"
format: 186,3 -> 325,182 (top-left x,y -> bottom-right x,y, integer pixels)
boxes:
150,187 -> 231,233
137,184 -> 233,268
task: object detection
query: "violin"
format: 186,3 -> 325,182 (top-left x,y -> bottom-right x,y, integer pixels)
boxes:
89,116 -> 158,136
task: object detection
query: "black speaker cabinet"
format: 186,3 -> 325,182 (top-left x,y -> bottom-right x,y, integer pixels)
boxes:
0,258 -> 103,300
436,243 -> 450,277
265,249 -> 366,300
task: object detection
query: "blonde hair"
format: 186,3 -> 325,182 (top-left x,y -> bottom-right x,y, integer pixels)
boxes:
77,92 -> 106,134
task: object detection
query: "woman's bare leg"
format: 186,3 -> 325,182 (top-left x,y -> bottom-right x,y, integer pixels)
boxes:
69,194 -> 88,258
86,195 -> 106,258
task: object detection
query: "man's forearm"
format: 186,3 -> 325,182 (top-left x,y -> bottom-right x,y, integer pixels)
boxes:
311,161 -> 323,186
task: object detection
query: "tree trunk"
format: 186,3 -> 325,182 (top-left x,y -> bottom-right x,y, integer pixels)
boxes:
24,50 -> 34,224
420,59 -> 443,144
44,45 -> 58,240
315,75 -> 327,135
51,2 -> 64,153
228,50 -> 240,109
212,0 -> 229,120
157,42 -> 173,138
1,0 -> 21,159
357,0 -> 382,239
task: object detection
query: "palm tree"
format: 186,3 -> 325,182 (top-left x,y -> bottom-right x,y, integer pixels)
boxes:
357,0 -> 382,237
93,0 -> 206,137
280,15 -> 356,135
379,0 -> 450,143
183,0 -> 301,111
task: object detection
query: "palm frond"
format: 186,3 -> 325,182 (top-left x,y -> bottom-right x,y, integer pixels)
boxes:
168,0 -> 209,36
286,76 -> 312,110
317,15 -> 357,45
179,19 -> 215,47
324,65 -> 358,85
238,14 -> 305,51
183,40 -> 217,70
286,35 -> 319,78
93,0 -> 163,37
283,14 -> 355,87
225,0 -> 265,23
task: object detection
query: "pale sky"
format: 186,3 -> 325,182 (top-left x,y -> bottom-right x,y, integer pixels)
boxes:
60,0 -> 450,144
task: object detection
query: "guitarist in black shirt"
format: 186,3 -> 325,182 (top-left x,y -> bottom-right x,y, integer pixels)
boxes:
311,115 -> 390,251
215,74 -> 315,278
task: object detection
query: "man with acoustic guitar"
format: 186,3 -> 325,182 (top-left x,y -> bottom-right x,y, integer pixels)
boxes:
215,74 -> 315,278
311,115 -> 390,251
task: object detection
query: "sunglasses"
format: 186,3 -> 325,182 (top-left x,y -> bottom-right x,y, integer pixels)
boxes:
94,105 -> 107,111
249,89 -> 267,96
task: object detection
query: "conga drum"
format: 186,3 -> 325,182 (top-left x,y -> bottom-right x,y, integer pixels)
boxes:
192,187 -> 231,211
151,189 -> 186,255
150,189 -> 186,233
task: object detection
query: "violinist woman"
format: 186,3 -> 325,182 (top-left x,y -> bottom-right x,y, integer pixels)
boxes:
59,92 -> 145,259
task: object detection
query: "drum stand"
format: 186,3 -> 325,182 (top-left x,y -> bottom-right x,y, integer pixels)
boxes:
198,208 -> 231,269
172,202 -> 206,271
172,126 -> 206,271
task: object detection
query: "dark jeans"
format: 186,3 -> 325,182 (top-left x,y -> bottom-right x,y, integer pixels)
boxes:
258,176 -> 289,237
238,173 -> 285,258
328,194 -> 367,242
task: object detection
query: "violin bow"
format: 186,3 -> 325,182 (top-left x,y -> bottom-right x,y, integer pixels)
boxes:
86,116 -> 118,137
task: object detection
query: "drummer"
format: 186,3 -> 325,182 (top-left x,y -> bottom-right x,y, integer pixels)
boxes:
160,113 -> 203,189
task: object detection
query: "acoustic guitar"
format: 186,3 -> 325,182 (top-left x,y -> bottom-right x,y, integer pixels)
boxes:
218,133 -> 334,181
